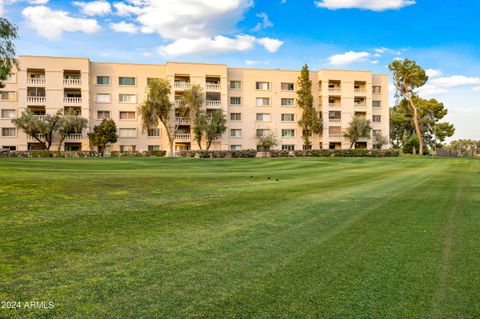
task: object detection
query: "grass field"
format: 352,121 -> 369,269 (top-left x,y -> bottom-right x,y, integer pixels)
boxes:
0,157 -> 479,318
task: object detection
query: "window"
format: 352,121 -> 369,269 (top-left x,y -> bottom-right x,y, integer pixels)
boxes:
96,93 -> 111,103
1,128 -> 16,137
256,82 -> 270,90
373,129 -> 382,137
119,77 -> 136,86
120,145 -> 136,152
256,98 -> 270,106
372,115 -> 381,123
119,128 -> 136,138
256,129 -> 270,137
282,145 -> 295,151
147,78 -> 160,85
373,100 -> 381,108
97,111 -> 110,119
281,98 -> 294,106
230,129 -> 242,137
96,76 -> 110,85
282,129 -> 295,137
230,97 -> 241,105
119,94 -> 137,103
281,82 -> 294,91
256,113 -> 271,122
0,91 -> 16,101
2,145 -> 16,150
372,86 -> 381,94
281,113 -> 294,121
1,109 -> 16,119
229,81 -> 241,89
148,128 -> 160,137
119,111 -> 136,120
148,145 -> 161,151
230,145 -> 241,151
230,113 -> 241,121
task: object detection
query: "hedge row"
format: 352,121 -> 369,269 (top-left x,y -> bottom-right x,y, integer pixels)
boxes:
289,149 -> 400,157
110,150 -> 167,157
177,149 -> 257,158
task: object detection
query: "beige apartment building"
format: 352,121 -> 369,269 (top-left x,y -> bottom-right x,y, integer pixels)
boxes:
0,56 -> 389,153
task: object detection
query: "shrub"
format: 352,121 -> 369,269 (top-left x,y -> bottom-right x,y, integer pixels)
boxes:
177,149 -> 257,158
269,150 -> 290,158
293,149 -> 400,158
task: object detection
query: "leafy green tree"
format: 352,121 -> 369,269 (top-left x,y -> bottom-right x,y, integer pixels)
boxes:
0,18 -> 18,88
57,110 -> 88,152
12,110 -> 62,150
139,79 -> 174,156
182,84 -> 205,148
88,119 -> 118,156
297,64 -> 322,148
373,131 -> 389,150
343,116 -> 372,149
256,131 -> 279,156
389,106 -> 412,149
389,59 -> 429,155
447,139 -> 478,157
204,110 -> 227,150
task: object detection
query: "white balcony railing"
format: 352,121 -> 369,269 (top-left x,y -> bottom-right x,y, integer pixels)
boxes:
65,133 -> 83,140
329,133 -> 343,139
174,99 -> 183,107
328,88 -> 341,94
354,103 -> 367,108
27,96 -> 46,104
64,79 -> 81,86
205,100 -> 221,108
64,97 -> 82,104
175,117 -> 190,125
28,134 -> 45,141
174,82 -> 191,90
175,133 -> 191,140
205,83 -> 221,91
354,88 -> 367,95
329,119 -> 341,123
329,103 -> 341,108
27,78 -> 46,85
34,115 -> 46,121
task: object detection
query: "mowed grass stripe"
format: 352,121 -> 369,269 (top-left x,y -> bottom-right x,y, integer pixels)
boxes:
0,158 -> 478,319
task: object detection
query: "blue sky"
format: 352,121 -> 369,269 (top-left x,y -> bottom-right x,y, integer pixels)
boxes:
1,0 -> 479,139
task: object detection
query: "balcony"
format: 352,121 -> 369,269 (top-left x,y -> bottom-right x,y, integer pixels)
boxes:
64,79 -> 81,87
329,118 -> 341,123
27,96 -> 46,104
205,83 -> 221,91
329,133 -> 343,139
174,82 -> 191,90
65,133 -> 83,140
328,88 -> 341,94
28,134 -> 45,141
34,115 -> 46,121
205,100 -> 221,108
175,133 -> 191,141
354,88 -> 367,95
27,78 -> 45,85
354,102 -> 367,108
174,99 -> 183,108
175,117 -> 191,125
329,103 -> 341,108
64,97 -> 82,104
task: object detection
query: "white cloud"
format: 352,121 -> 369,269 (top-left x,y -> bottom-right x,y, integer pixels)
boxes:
257,37 -> 283,53
430,75 -> 480,88
419,84 -> 449,97
314,0 -> 415,11
73,0 -> 111,16
473,86 -> 480,92
426,68 -> 442,78
245,60 -> 270,66
251,12 -> 273,32
113,2 -> 143,16
110,21 -> 139,33
22,5 -> 100,40
328,51 -> 370,66
29,0 -> 49,4
157,35 -> 257,57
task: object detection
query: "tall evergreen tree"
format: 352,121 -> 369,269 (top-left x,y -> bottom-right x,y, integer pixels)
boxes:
297,64 -> 322,148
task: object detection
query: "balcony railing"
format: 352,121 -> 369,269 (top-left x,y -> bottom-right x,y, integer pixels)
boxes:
328,88 -> 341,94
174,82 -> 191,90
175,133 -> 191,140
329,118 -> 341,123
34,115 -> 46,121
65,133 -> 83,140
27,96 -> 46,104
354,88 -> 367,95
27,78 -> 46,85
329,103 -> 341,108
205,100 -> 221,108
329,133 -> 343,139
28,134 -> 45,141
174,100 -> 183,107
354,103 -> 367,108
205,83 -> 221,91
175,117 -> 191,125
64,97 -> 82,104
64,79 -> 81,86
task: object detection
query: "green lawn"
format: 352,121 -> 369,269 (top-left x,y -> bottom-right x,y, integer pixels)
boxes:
0,157 -> 479,318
